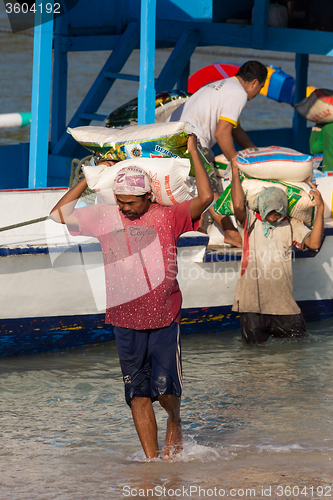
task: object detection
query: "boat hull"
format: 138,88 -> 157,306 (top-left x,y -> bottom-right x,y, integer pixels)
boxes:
1,189 -> 333,356
2,298 -> 333,357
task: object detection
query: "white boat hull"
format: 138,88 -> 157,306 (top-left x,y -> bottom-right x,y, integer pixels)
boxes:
1,189 -> 333,356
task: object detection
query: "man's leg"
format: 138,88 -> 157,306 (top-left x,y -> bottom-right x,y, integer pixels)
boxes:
158,394 -> 183,460
149,323 -> 183,460
270,313 -> 309,339
212,211 -> 242,247
199,193 -> 242,248
130,397 -> 159,459
209,168 -> 242,247
240,312 -> 271,344
114,327 -> 158,458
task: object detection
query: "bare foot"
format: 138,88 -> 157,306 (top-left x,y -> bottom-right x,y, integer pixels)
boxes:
223,229 -> 242,248
197,227 -> 207,234
163,418 -> 183,461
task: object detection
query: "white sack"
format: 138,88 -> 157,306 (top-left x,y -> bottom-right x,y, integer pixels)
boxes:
236,146 -> 313,182
295,89 -> 333,124
83,157 -> 192,206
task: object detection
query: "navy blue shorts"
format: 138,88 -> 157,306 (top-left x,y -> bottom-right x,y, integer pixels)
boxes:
114,322 -> 182,406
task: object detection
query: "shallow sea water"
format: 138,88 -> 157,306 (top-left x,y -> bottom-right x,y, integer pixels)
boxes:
1,323 -> 333,499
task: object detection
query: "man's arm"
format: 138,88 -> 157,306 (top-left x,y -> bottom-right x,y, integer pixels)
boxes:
50,158 -> 116,229
231,158 -> 246,224
215,120 -> 256,162
214,120 -> 238,161
49,178 -> 88,230
232,124 -> 256,150
188,135 -> 213,221
304,183 -> 325,250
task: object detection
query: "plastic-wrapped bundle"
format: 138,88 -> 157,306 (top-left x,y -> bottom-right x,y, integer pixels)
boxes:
105,90 -> 191,128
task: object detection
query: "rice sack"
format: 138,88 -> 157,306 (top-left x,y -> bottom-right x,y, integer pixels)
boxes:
236,146 -> 313,182
215,174 -> 316,226
214,149 -> 256,179
67,122 -> 212,176
68,122 -> 194,161
83,157 -> 192,206
294,89 -> 333,124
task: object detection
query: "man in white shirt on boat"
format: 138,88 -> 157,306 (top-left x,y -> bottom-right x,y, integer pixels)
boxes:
169,60 -> 267,247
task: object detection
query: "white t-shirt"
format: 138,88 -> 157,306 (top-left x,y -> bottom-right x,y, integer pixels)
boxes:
169,77 -> 248,150
232,208 -> 311,315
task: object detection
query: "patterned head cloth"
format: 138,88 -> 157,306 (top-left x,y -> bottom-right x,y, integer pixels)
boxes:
253,187 -> 288,237
113,166 -> 152,196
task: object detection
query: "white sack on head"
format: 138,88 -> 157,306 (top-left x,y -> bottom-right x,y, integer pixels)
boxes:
242,178 -> 315,225
83,157 -> 192,206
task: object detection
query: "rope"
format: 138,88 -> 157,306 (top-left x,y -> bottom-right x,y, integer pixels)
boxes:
69,154 -> 96,206
0,155 -> 96,233
0,216 -> 48,233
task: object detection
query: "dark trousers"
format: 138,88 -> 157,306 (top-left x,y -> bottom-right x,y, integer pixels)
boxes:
240,312 -> 307,344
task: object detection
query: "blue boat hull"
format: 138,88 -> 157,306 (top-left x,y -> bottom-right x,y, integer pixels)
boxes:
1,299 -> 333,357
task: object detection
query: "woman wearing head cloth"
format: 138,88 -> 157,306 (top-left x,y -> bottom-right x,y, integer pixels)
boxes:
230,159 -> 325,344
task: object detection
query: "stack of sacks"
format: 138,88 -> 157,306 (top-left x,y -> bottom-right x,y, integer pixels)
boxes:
68,122 -> 203,206
67,121 -> 212,176
215,146 -> 317,226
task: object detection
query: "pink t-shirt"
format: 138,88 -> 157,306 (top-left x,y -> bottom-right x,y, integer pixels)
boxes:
70,201 -> 198,329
